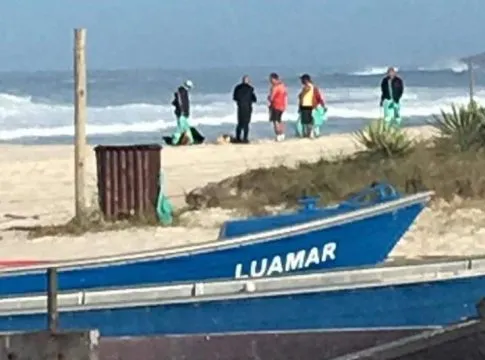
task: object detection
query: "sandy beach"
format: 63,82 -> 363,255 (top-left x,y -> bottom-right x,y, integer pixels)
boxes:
1,125 -> 485,262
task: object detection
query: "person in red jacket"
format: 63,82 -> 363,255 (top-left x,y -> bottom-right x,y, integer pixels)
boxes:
268,73 -> 288,141
313,85 -> 325,108
310,82 -> 327,137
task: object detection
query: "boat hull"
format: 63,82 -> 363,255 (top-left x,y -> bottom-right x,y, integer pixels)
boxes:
0,269 -> 483,337
0,194 -> 430,296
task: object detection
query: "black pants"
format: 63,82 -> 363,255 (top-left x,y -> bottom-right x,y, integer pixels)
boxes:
300,106 -> 313,137
236,106 -> 252,142
299,106 -> 313,124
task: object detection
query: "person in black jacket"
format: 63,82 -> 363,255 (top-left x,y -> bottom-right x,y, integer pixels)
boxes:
172,80 -> 192,119
232,75 -> 257,143
380,67 -> 404,106
171,80 -> 193,144
380,67 -> 404,125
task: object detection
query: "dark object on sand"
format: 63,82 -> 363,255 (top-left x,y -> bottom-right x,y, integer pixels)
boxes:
163,127 -> 205,146
216,134 -> 241,144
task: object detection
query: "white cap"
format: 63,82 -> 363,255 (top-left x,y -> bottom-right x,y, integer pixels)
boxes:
183,80 -> 194,89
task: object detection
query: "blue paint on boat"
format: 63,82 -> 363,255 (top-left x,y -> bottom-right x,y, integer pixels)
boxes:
0,271 -> 483,337
0,186 -> 431,297
219,182 -> 401,239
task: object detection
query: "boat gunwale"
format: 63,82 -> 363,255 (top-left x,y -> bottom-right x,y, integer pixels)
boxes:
1,255 -> 484,316
0,191 -> 434,276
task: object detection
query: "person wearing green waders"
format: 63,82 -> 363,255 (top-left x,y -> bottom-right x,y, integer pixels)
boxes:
171,80 -> 194,145
380,67 -> 404,126
295,74 -> 327,138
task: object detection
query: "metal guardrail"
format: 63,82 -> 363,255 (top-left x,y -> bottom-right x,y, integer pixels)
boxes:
1,257 -> 484,316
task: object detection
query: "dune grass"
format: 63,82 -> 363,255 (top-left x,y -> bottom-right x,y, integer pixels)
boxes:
187,103 -> 485,214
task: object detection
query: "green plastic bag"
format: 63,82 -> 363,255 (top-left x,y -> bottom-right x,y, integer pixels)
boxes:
295,105 -> 327,137
171,115 -> 194,145
156,171 -> 173,225
295,114 -> 303,137
312,105 -> 327,137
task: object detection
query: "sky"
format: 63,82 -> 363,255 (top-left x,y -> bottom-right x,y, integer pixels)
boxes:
0,0 -> 484,71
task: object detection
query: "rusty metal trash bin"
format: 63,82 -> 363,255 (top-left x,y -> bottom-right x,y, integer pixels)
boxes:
94,144 -> 162,220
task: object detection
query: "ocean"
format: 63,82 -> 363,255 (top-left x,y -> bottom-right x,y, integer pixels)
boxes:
0,61 -> 483,145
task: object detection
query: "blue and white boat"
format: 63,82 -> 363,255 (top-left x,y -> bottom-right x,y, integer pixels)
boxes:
0,184 -> 432,296
0,258 -> 483,336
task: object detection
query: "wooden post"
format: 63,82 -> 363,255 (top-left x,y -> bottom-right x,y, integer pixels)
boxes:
74,28 -> 87,222
47,268 -> 58,333
468,60 -> 474,105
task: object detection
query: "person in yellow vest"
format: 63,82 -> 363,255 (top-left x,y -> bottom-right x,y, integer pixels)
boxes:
298,74 -> 316,137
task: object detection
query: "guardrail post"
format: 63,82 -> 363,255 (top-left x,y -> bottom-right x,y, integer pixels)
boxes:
47,268 -> 58,333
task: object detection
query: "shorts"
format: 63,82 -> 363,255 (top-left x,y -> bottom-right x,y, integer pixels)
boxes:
269,108 -> 283,122
299,106 -> 313,125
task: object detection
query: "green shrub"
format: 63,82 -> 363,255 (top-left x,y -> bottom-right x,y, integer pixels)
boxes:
432,103 -> 485,151
353,120 -> 414,157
